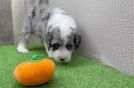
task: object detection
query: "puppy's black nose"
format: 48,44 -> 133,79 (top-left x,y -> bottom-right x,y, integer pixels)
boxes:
60,58 -> 65,61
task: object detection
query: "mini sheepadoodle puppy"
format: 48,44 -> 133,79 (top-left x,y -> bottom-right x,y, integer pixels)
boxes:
17,0 -> 81,62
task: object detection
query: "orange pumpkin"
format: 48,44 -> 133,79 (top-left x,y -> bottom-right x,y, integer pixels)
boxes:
14,59 -> 55,86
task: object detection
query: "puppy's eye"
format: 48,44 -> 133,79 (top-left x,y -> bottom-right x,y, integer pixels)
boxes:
66,44 -> 73,50
52,43 -> 61,50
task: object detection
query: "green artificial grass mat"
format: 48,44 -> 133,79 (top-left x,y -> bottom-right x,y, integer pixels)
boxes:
0,45 -> 134,88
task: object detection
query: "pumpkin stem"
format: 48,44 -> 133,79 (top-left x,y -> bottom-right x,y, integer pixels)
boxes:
31,54 -> 46,61
32,55 -> 39,60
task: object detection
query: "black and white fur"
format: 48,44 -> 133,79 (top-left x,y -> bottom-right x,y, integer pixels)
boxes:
17,0 -> 81,62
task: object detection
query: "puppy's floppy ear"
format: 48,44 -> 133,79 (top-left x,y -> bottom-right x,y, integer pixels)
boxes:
74,31 -> 81,50
46,27 -> 60,50
46,31 -> 53,50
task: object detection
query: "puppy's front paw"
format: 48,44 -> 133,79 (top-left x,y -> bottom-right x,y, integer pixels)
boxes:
17,45 -> 29,53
